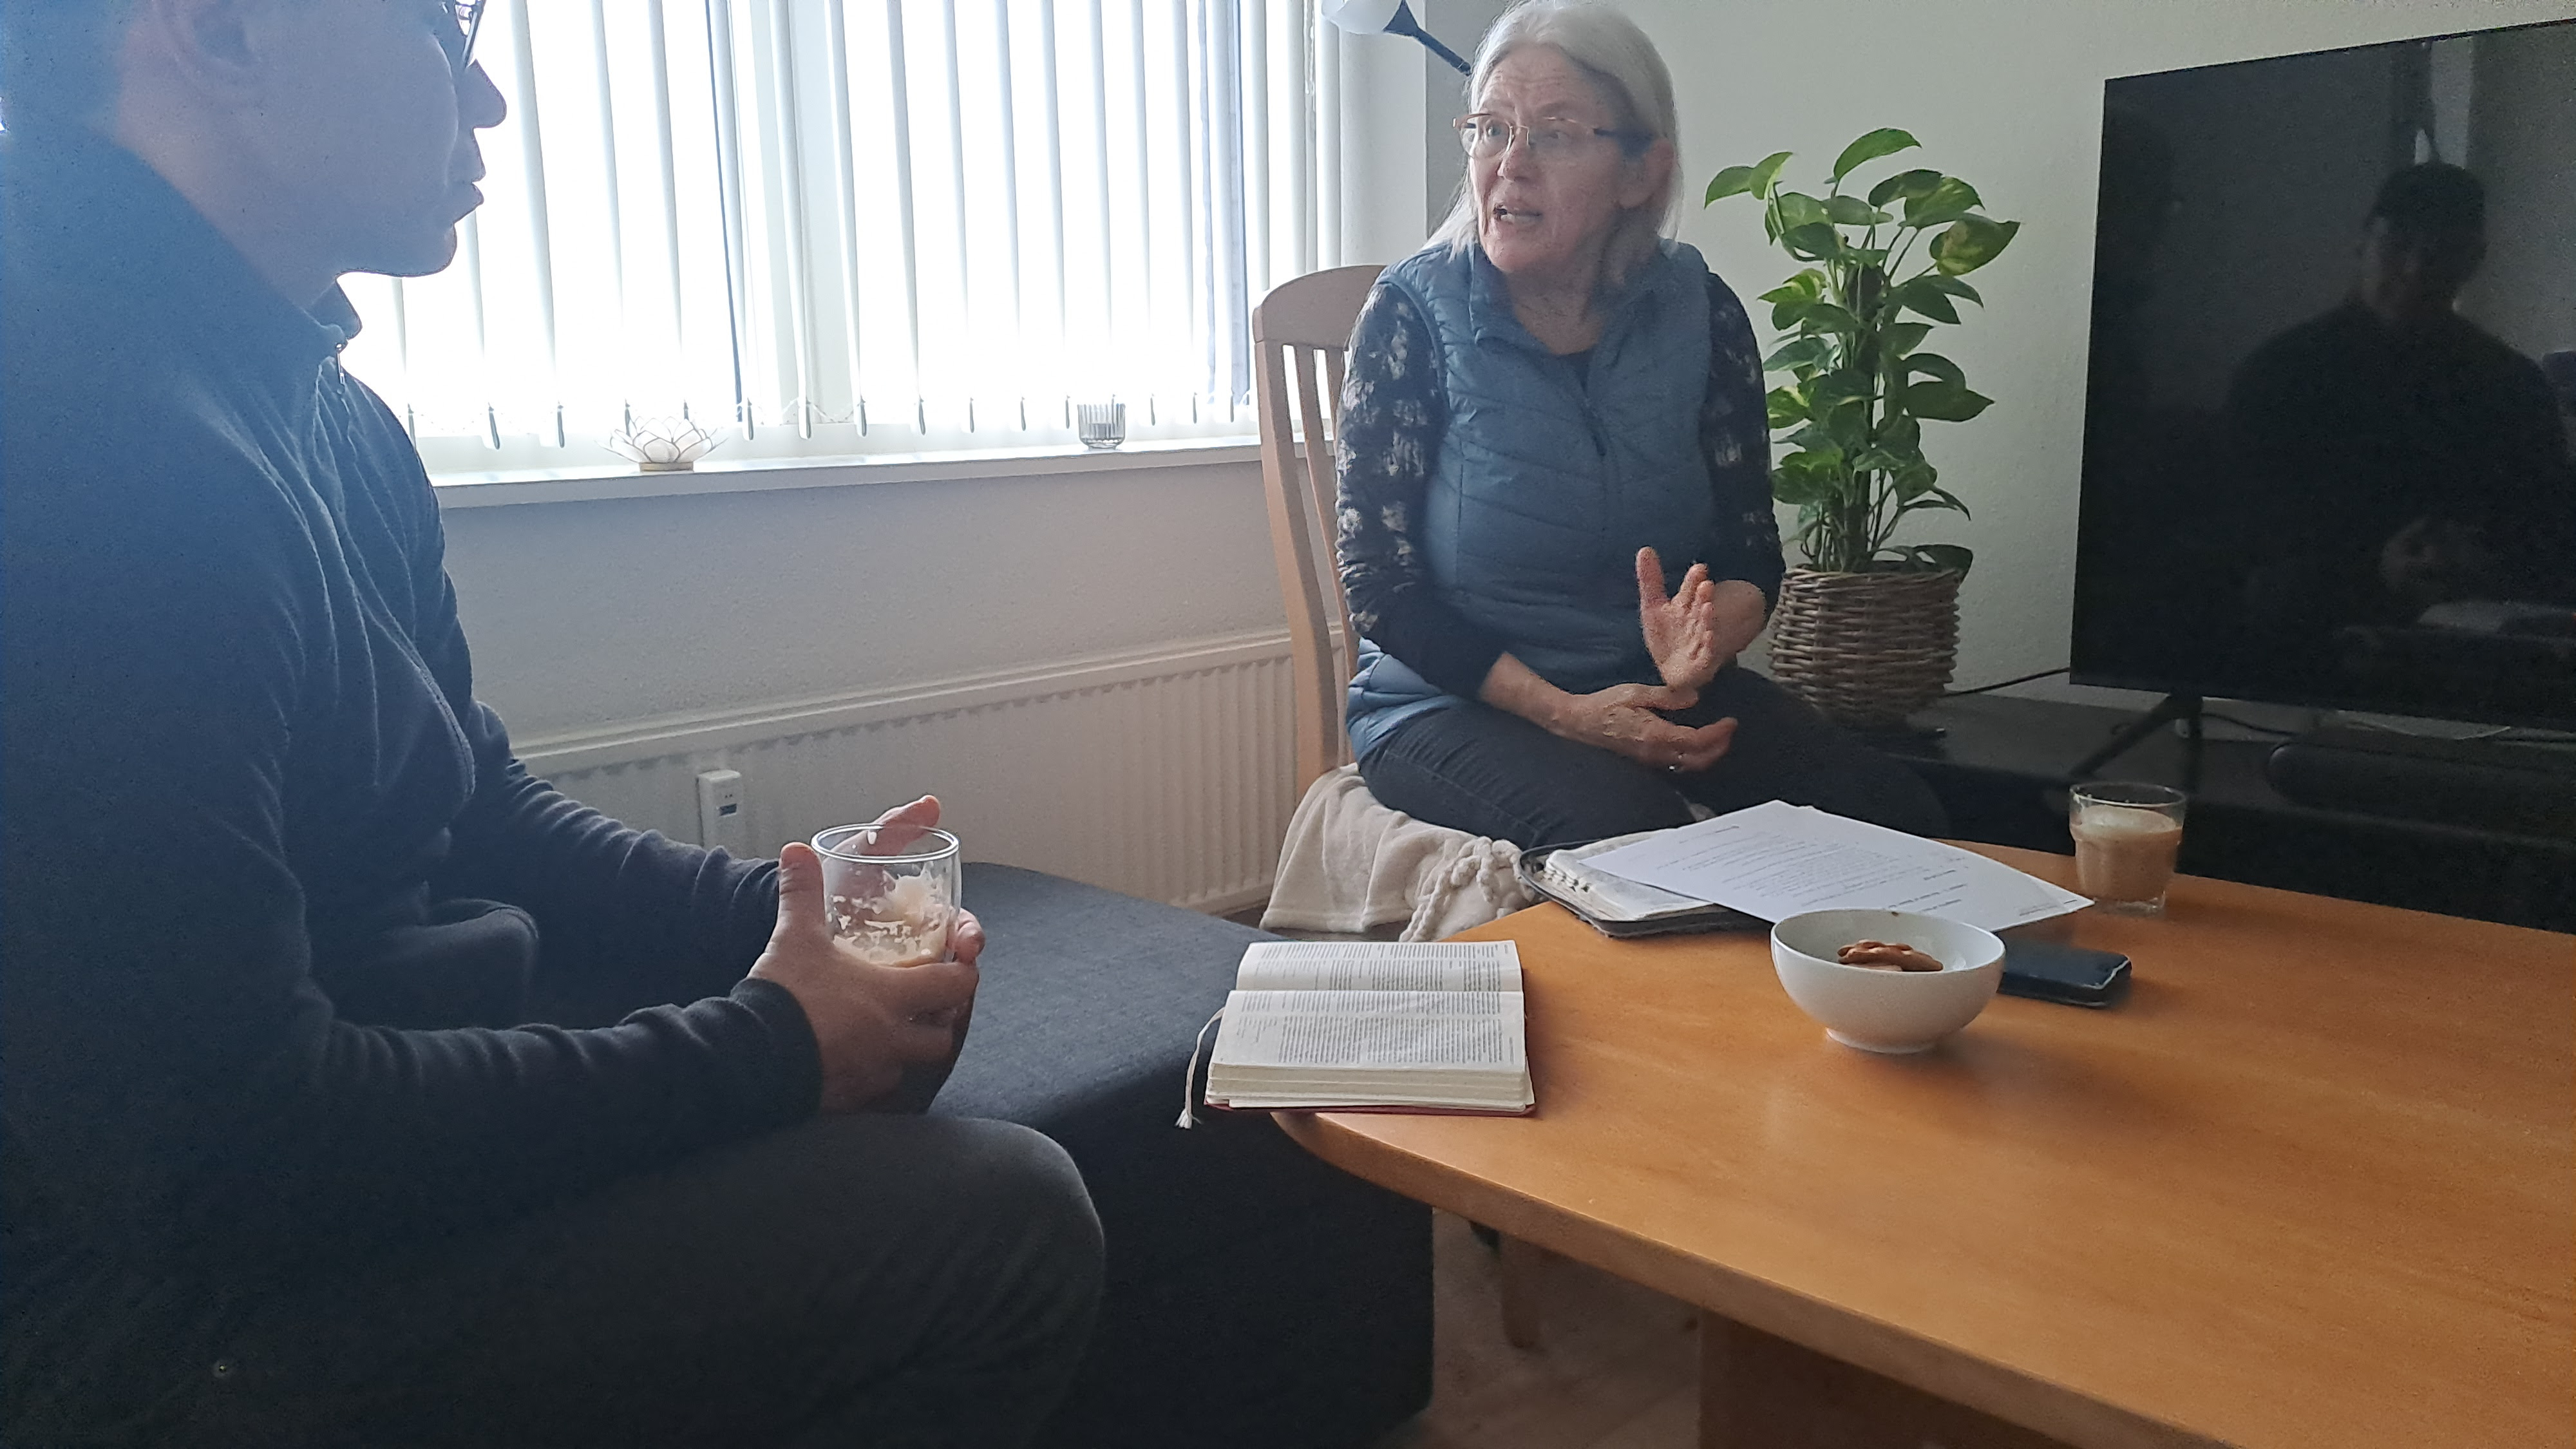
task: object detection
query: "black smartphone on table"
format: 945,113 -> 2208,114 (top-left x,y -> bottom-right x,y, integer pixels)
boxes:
2000,938 -> 2132,1008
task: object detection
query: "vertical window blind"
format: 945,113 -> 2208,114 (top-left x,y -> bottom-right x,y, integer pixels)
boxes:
341,0 -> 1343,471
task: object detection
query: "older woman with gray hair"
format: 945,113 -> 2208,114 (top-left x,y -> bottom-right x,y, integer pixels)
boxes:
1336,0 -> 1947,847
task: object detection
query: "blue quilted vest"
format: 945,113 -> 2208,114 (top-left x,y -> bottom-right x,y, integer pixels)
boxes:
1347,238 -> 1716,760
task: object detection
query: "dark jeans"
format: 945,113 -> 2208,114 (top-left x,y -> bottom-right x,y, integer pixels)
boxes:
41,1115 -> 1102,1449
1359,665 -> 1949,847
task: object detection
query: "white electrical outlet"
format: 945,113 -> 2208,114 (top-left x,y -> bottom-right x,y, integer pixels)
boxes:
696,769 -> 747,853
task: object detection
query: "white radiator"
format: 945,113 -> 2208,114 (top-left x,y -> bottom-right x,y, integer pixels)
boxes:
512,632 -> 1299,915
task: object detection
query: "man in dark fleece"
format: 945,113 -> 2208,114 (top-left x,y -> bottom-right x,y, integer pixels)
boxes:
0,3 -> 1101,1446
2226,162 -> 2573,672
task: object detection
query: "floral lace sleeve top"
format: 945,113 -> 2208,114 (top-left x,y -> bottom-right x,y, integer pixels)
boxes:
1332,271 -> 1783,699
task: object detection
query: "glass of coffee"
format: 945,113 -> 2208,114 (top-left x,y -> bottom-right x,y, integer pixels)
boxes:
2069,782 -> 2186,916
811,824 -> 961,966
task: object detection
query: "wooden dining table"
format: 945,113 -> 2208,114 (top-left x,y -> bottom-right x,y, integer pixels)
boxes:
1280,846 -> 2574,1449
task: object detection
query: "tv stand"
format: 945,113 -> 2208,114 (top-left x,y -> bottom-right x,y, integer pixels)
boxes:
2266,726 -> 2576,837
1884,694 -> 2576,931
2068,692 -> 2201,780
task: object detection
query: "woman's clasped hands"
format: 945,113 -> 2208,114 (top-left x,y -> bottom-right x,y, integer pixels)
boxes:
1552,681 -> 1737,773
1481,549 -> 1772,775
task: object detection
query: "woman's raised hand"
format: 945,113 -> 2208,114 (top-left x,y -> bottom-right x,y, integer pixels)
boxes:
1636,547 -> 1723,694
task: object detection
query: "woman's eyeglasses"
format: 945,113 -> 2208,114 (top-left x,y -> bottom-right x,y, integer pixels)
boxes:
1454,113 -> 1651,162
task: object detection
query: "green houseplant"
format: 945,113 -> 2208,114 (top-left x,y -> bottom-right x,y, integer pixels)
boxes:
1704,129 -> 2020,729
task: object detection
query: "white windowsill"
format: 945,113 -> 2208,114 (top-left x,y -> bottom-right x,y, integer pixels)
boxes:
430,435 -> 1265,510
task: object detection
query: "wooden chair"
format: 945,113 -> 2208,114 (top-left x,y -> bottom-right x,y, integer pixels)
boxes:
1250,265 -> 1556,1352
1251,263 -> 1380,796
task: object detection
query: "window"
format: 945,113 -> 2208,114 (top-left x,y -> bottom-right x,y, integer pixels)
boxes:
342,0 -> 1345,473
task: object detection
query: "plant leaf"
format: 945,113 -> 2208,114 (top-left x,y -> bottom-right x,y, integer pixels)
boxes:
1894,278 -> 1960,324
1704,165 -> 1759,205
1852,447 -> 1908,478
1866,167 -> 1944,207
1830,128 -> 1920,183
1799,302 -> 1863,334
1772,467 -> 1833,507
1772,446 -> 1844,505
1904,381 -> 1993,422
1919,274 -> 1983,305
1879,413 -> 1921,452
1825,194 -> 1887,227
1902,177 -> 1984,229
1823,399 -> 1870,448
1747,150 -> 1794,198
1882,321 -> 1932,357
1763,337 -> 1832,373
1757,270 -> 1824,307
1810,368 -> 1873,406
1900,352 -> 1966,387
1765,386 -> 1806,430
1908,542 -> 1975,576
1770,297 -> 1814,332
1781,223 -> 1842,261
1931,216 -> 2020,276
1773,192 -> 1830,231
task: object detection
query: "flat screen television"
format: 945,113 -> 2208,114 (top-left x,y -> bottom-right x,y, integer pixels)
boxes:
2071,20 -> 2576,732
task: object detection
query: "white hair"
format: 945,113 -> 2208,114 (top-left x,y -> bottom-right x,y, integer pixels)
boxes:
1428,0 -> 1681,286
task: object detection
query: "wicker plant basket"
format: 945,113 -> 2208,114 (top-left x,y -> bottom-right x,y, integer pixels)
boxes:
1766,567 -> 1961,731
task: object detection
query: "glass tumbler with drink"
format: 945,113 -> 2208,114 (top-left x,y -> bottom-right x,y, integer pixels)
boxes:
812,823 -> 962,968
2069,782 -> 2186,916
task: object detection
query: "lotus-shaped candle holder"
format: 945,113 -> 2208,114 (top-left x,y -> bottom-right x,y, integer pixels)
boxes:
606,417 -> 723,471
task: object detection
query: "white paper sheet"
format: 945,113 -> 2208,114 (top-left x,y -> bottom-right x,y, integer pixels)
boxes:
1580,800 -> 2091,930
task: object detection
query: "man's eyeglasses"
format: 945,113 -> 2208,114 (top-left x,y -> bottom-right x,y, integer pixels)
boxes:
435,1 -> 488,77
1454,113 -> 1651,163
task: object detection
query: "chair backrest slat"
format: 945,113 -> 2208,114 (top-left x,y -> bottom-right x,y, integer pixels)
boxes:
1251,264 -> 1381,794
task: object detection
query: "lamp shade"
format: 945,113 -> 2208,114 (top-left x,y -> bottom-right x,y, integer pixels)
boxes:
1322,0 -> 1406,33
1322,0 -> 1473,74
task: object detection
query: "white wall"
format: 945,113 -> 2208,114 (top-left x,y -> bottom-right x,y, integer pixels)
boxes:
1339,19 -> 1437,268
443,0 -> 2576,793
441,459 -> 1280,741
1422,0 -> 1512,227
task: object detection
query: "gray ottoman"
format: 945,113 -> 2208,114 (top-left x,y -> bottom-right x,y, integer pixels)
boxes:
933,865 -> 1432,1449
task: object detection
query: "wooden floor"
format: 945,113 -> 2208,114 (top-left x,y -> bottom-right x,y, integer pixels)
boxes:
1376,1213 -> 1701,1449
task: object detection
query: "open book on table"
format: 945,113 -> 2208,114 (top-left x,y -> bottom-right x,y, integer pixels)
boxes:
1202,942 -> 1535,1115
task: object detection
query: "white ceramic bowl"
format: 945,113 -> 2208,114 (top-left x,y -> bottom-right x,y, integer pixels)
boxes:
1770,909 -> 2006,1054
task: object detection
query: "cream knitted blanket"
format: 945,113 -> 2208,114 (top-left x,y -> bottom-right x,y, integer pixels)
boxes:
1260,765 -> 1532,942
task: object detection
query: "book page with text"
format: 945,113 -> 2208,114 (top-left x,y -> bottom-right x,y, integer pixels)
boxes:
1213,989 -> 1526,1070
1233,941 -> 1522,994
